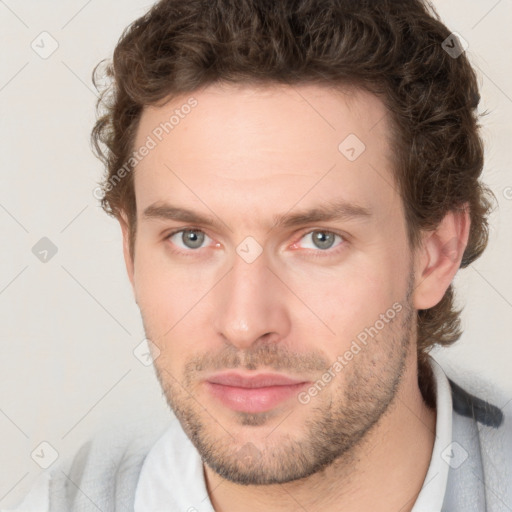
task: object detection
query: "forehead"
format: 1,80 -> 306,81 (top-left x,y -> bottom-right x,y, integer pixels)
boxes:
135,82 -> 390,160
132,83 -> 400,228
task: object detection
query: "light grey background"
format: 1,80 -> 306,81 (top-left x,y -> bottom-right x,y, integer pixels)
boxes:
0,0 -> 511,508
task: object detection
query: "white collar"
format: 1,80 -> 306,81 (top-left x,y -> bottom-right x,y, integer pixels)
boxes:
411,355 -> 453,512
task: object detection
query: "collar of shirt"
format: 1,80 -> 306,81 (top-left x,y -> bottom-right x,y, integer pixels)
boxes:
410,356 -> 452,512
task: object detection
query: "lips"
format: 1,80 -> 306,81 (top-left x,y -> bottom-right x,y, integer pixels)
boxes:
205,372 -> 309,413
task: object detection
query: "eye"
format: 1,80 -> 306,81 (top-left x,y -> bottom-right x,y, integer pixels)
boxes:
293,230 -> 345,254
166,229 -> 212,251
165,228 -> 346,257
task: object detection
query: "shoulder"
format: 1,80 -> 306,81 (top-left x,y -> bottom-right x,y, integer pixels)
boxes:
4,417 -> 171,512
0,472 -> 51,512
447,376 -> 512,506
52,418 -> 170,510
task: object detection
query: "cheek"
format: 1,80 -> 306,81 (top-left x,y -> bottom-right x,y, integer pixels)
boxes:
285,255 -> 407,345
132,249 -> 213,359
133,253 -> 183,333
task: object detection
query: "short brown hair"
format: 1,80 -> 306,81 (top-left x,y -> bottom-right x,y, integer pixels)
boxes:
91,0 -> 496,394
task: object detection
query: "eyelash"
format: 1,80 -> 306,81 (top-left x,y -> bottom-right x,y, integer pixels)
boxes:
164,228 -> 347,259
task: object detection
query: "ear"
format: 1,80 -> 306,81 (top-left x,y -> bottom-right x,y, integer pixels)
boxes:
412,204 -> 471,310
119,212 -> 136,296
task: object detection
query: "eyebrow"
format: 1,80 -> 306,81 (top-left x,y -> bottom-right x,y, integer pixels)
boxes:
142,199 -> 372,231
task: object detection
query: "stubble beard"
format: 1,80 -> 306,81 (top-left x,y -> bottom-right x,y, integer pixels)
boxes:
149,277 -> 415,486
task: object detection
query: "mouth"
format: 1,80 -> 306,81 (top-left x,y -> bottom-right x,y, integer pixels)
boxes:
204,372 -> 310,414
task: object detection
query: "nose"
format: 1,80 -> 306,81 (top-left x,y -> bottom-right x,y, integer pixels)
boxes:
212,248 -> 291,350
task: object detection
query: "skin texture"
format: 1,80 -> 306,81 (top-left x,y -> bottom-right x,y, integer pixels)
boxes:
120,83 -> 470,512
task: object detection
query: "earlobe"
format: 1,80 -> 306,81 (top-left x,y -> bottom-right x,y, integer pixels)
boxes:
413,204 -> 471,310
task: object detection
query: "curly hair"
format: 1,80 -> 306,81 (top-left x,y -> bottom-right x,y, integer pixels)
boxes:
91,0 -> 496,399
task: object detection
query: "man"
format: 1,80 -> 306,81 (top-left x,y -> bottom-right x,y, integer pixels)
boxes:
7,0 -> 511,511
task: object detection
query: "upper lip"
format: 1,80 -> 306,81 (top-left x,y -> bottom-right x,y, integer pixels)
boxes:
206,372 -> 307,388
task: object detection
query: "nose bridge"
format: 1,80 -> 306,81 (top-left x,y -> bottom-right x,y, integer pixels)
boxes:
213,245 -> 290,348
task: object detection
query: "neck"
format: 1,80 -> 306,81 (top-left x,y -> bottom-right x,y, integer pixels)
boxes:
203,355 -> 436,512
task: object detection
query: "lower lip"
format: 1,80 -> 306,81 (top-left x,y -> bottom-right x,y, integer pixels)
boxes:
205,382 -> 308,413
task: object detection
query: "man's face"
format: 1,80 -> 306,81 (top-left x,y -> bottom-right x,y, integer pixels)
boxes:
127,83 -> 417,484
